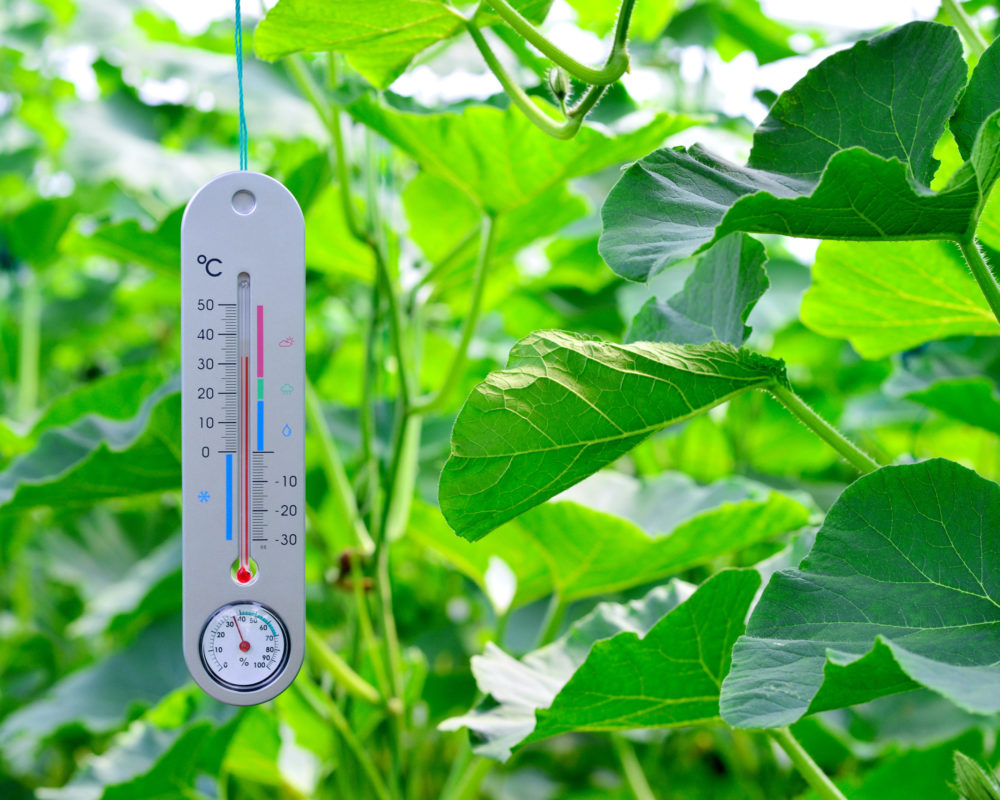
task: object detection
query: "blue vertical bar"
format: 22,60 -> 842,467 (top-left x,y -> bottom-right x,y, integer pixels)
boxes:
225,453 -> 233,541
256,400 -> 263,450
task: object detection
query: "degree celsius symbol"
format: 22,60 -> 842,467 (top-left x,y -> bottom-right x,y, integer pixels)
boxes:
181,171 -> 305,706
197,254 -> 223,277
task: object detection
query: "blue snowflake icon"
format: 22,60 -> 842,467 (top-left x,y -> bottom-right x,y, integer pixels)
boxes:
198,491 -> 210,503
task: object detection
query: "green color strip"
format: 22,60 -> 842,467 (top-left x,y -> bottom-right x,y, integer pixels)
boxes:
257,378 -> 263,399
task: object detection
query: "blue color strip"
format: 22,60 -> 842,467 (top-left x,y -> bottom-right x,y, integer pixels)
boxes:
225,453 -> 233,541
257,400 -> 263,450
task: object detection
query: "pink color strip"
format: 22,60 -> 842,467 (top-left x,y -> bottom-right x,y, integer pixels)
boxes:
256,305 -> 264,377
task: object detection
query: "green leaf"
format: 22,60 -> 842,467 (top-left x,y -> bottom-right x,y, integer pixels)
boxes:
720,459 -> 1000,729
797,731 -> 986,800
0,382 -> 181,514
951,35 -> 1000,160
414,471 -> 808,607
63,207 -> 182,276
305,183 -> 374,281
627,233 -> 768,345
403,173 -> 587,284
443,569 -> 760,760
905,377 -> 1000,437
599,22 -> 980,281
665,0 -> 801,64
35,722 -> 212,800
800,240 -> 1000,359
0,617 -> 188,773
30,365 -> 170,436
254,0 -> 464,88
567,0 -> 676,40
3,197 -> 76,267
439,331 -> 788,540
349,97 -> 694,215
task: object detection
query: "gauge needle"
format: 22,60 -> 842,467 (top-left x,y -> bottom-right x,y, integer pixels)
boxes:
234,616 -> 251,652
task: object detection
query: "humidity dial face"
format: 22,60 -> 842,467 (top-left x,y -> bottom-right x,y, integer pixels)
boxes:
200,602 -> 290,691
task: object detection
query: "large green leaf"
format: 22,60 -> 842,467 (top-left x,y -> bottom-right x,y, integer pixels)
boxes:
254,0 -> 464,88
905,377 -> 1000,437
254,0 -> 553,87
30,365 -> 170,436
36,722 -> 212,800
0,617 -> 188,773
599,22 -> 984,281
439,331 -> 788,540
349,97 -> 693,215
0,382 -> 181,514
720,459 -> 1000,729
800,240 -> 1000,359
443,569 -> 760,760
627,233 -> 768,345
403,173 -> 587,285
951,35 -> 1000,160
413,471 -> 808,607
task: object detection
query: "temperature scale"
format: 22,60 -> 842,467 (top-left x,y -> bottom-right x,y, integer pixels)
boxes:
181,172 -> 305,704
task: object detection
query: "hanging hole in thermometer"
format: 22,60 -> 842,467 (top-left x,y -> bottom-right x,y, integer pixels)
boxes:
181,171 -> 304,705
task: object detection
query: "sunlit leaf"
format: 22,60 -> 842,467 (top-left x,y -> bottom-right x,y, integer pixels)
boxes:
440,331 -> 788,540
254,0 -> 465,88
800,240 -> 1000,359
350,97 -> 694,215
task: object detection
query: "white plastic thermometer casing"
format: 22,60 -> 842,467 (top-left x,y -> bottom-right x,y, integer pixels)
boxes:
181,172 -> 305,705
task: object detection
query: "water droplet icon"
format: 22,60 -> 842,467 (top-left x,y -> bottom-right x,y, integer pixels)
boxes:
281,424 -> 292,437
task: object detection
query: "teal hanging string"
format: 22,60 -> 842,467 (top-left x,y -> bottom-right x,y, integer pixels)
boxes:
234,0 -> 248,170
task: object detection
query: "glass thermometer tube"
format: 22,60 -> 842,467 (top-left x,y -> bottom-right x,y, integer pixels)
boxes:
236,272 -> 254,584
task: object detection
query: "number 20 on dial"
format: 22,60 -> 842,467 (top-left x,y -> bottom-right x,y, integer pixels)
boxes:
181,172 -> 305,705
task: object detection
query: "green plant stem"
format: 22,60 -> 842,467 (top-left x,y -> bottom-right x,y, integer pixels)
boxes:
770,383 -> 880,475
481,0 -> 633,84
942,0 -> 987,57
305,381 -> 373,551
383,413 -> 422,542
960,236 -> 1000,327
16,268 -> 41,422
537,594 -> 568,647
348,548 -> 394,703
611,734 -> 656,800
413,216 -> 496,414
305,623 -> 383,705
375,250 -> 415,413
444,756 -> 494,800
286,54 -> 364,240
465,22 -> 600,140
770,728 -> 848,800
297,681 -> 394,800
360,279 -> 383,535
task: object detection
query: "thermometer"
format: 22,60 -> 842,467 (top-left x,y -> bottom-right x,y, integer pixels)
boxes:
181,171 -> 305,704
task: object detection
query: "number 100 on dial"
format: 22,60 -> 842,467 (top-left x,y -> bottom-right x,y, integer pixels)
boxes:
181,172 -> 305,705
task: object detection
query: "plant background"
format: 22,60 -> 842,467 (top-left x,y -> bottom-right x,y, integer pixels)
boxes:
2,0 -> 1000,798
